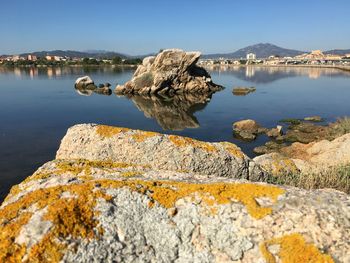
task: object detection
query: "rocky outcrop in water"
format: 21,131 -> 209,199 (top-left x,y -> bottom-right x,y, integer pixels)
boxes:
232,86 -> 256,96
232,119 -> 267,141
75,76 -> 112,96
1,124 -> 348,262
114,49 -> 222,96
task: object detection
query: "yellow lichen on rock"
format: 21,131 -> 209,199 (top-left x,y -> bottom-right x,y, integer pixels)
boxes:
131,131 -> 159,142
120,171 -> 141,177
271,157 -> 299,176
97,179 -> 285,219
0,177 -> 284,262
0,182 -> 109,262
220,142 -> 244,158
96,125 -> 130,138
0,212 -> 31,263
169,135 -> 217,152
260,233 -> 334,263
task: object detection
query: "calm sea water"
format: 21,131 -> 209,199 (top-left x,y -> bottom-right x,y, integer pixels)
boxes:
1,65 -> 350,201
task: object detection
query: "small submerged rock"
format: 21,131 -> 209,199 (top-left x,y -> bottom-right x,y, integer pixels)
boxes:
266,125 -> 283,138
232,119 -> 265,141
304,115 -> 323,122
232,86 -> 256,96
75,76 -> 112,96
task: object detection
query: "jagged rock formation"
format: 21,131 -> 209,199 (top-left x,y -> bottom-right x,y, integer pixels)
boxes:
126,93 -> 211,130
0,124 -> 348,262
115,49 -> 222,96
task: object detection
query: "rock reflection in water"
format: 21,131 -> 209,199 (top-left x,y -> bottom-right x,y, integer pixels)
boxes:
125,93 -> 212,130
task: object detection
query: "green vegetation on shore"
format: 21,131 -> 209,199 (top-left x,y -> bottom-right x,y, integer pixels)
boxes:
0,57 -> 142,67
267,164 -> 350,193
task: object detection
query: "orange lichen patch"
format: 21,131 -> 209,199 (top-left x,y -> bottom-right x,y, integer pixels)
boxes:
132,131 -> 159,142
260,233 -> 334,263
120,171 -> 142,177
269,155 -> 299,176
0,182 -> 109,262
96,125 -> 130,138
97,179 -> 285,219
0,178 -> 284,261
220,142 -> 244,159
3,184 -> 22,203
169,135 -> 217,152
0,212 -> 31,263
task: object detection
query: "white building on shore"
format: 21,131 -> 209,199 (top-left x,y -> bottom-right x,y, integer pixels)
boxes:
246,53 -> 256,60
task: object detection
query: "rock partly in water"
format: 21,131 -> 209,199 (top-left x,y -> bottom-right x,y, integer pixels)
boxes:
304,115 -> 323,122
75,76 -> 96,89
266,125 -> 283,138
94,86 -> 112,95
1,125 -> 348,263
253,141 -> 287,155
114,49 -> 222,96
75,76 -> 112,96
282,122 -> 329,144
232,119 -> 266,141
232,86 -> 256,96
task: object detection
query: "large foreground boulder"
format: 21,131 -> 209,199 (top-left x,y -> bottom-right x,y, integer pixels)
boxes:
1,158 -> 348,262
115,49 -> 222,96
56,124 -> 264,181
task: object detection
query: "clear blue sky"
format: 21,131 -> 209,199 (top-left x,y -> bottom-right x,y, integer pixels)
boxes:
1,0 -> 349,55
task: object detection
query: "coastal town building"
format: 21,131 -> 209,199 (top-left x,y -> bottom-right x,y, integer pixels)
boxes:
246,53 -> 256,60
27,54 -> 37,61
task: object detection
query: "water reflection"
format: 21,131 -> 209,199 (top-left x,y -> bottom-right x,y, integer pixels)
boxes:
123,93 -> 212,130
0,66 -> 135,79
207,65 -> 350,83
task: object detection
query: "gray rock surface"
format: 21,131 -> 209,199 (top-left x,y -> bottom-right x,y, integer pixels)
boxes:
1,124 -> 349,262
56,124 -> 265,181
1,157 -> 348,262
114,49 -> 222,96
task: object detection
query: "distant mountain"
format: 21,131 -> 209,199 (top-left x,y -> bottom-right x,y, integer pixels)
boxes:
203,43 -> 306,59
324,49 -> 350,56
19,50 -> 129,59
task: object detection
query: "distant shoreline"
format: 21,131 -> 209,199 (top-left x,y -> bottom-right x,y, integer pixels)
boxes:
0,64 -> 138,68
203,63 -> 350,72
1,63 -> 350,73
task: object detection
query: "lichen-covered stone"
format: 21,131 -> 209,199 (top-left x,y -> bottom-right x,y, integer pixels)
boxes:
1,157 -> 348,262
1,125 -> 349,262
56,124 -> 265,181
